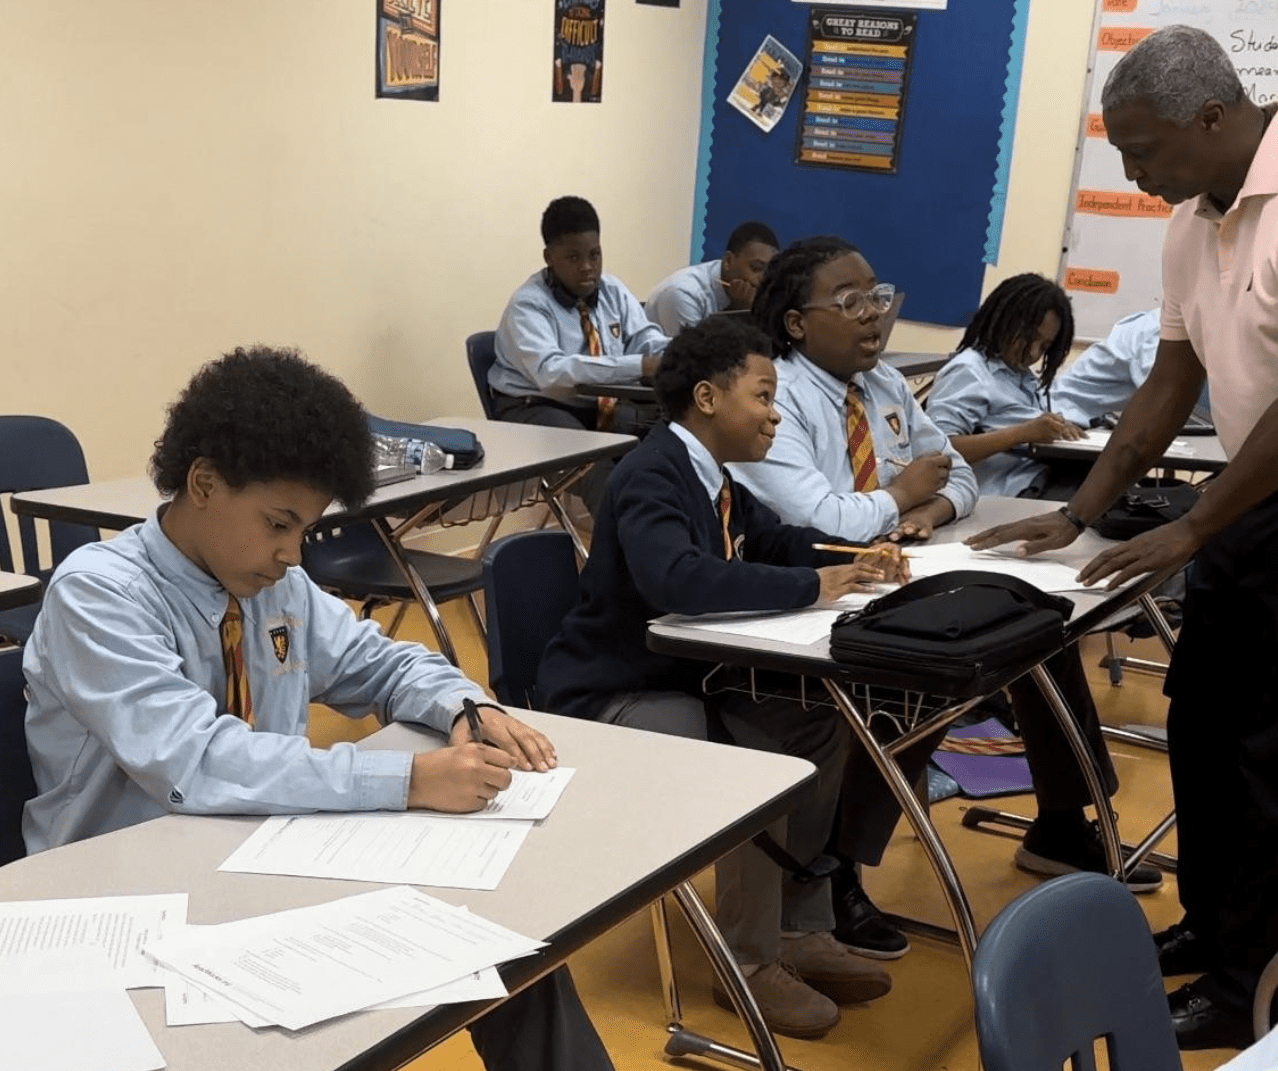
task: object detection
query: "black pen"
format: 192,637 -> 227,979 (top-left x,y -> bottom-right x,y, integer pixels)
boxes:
463,697 -> 484,745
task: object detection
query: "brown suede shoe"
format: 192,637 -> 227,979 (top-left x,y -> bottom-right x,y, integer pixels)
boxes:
712,961 -> 840,1039
781,931 -> 893,1005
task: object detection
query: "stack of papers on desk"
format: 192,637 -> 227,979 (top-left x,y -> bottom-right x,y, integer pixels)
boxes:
1081,428 -> 1196,457
145,886 -> 542,1031
217,767 -> 576,890
903,543 -> 1090,592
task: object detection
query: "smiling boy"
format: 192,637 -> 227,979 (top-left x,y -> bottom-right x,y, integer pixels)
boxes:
22,346 -> 614,1071
538,316 -> 903,1038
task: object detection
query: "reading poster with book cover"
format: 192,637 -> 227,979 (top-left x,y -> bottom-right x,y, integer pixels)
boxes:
376,0 -> 440,102
795,7 -> 917,173
553,1 -> 605,103
727,35 -> 804,134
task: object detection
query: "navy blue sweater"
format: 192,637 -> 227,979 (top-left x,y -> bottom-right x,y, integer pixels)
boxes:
538,422 -> 847,720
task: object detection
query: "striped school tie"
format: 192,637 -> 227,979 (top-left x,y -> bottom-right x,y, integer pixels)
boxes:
220,593 -> 255,727
845,385 -> 880,492
717,481 -> 734,561
577,299 -> 617,431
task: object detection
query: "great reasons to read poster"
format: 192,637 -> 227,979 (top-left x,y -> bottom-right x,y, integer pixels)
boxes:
553,0 -> 606,104
376,0 -> 439,102
795,7 -> 917,173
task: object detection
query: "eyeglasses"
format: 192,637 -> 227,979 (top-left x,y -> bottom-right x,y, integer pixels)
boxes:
802,283 -> 896,321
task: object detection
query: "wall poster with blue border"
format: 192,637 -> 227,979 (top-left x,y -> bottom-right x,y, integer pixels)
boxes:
376,0 -> 440,102
795,8 -> 916,174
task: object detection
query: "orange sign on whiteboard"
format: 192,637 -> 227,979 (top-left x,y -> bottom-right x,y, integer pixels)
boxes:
1086,113 -> 1107,138
1097,26 -> 1153,51
1065,268 -> 1120,294
1102,0 -> 1138,12
1075,189 -> 1172,218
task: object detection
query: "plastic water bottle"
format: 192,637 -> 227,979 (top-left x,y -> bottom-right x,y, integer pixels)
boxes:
372,433 -> 448,474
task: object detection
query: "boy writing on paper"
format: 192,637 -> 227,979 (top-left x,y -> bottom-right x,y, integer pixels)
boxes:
731,237 -> 1162,959
22,346 -> 615,1071
538,315 -> 906,1040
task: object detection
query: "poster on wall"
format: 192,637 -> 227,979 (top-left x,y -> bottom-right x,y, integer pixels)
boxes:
798,0 -> 944,8
553,1 -> 606,103
637,0 -> 679,6
375,0 -> 440,101
727,36 -> 803,134
794,7 -> 917,173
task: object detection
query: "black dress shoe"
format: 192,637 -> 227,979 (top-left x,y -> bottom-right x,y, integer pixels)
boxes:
1155,920 -> 1210,976
832,873 -> 909,960
1168,981 -> 1254,1051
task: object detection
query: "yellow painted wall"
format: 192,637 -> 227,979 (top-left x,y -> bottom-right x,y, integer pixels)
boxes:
1,0 -> 1098,479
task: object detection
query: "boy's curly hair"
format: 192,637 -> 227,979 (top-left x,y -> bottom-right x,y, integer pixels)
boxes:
150,346 -> 375,509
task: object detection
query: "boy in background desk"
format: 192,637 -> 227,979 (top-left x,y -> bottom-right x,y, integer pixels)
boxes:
539,316 -> 901,1040
733,237 -> 1162,957
645,220 -> 780,335
22,346 -> 615,1071
490,195 -> 669,515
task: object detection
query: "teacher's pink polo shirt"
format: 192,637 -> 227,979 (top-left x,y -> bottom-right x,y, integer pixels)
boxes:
1161,110 -> 1278,460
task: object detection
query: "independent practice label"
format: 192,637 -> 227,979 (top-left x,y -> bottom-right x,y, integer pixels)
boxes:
795,8 -> 918,173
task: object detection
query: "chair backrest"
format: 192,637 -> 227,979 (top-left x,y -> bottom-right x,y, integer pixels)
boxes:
482,531 -> 580,708
972,872 -> 1182,1071
465,331 -> 499,420
0,416 -> 96,578
0,647 -> 35,865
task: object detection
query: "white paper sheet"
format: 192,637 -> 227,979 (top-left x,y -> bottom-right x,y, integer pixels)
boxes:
445,767 -> 575,821
2,986 -> 166,1071
217,813 -> 531,890
0,894 -> 187,989
1079,428 -> 1195,457
1215,1025 -> 1278,1071
146,886 -> 542,1032
902,543 -> 1091,592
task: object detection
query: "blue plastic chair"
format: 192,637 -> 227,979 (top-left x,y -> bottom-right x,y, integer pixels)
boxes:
0,647 -> 35,865
972,872 -> 1182,1071
0,416 -> 97,644
481,530 -> 579,708
465,331 -> 499,420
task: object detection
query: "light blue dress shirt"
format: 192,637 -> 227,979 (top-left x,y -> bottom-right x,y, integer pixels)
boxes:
925,346 -> 1050,498
731,352 -> 977,541
1051,309 -> 1161,427
490,269 -> 669,403
668,420 -> 724,504
22,513 -> 489,853
646,259 -> 730,335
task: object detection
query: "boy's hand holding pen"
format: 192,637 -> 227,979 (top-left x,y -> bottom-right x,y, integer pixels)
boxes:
813,542 -> 911,602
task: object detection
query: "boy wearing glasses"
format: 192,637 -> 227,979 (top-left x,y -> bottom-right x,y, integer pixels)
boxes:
733,236 -> 1160,963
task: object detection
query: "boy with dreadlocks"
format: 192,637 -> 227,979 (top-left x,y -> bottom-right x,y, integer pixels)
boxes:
733,237 -> 1163,963
926,274 -> 1089,499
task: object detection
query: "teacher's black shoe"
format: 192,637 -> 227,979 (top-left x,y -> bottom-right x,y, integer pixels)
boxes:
1168,981 -> 1254,1051
832,870 -> 909,960
1015,816 -> 1163,893
1155,920 -> 1210,976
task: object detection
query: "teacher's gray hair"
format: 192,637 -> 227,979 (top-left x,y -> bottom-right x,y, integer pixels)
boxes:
1102,24 -> 1244,126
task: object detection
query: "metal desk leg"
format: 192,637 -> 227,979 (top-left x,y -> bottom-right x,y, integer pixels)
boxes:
960,806 -> 1178,873
371,518 -> 461,666
1029,664 -> 1123,877
664,881 -> 800,1071
824,679 -> 978,972
540,472 -> 590,563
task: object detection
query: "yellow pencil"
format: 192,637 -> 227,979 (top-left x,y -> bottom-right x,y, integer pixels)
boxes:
812,542 -> 913,560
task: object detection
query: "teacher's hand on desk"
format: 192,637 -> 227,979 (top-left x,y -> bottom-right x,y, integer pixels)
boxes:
966,509 -> 1081,556
1076,517 -> 1202,591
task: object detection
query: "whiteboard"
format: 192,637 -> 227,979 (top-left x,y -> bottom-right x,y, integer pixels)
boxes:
1060,0 -> 1278,341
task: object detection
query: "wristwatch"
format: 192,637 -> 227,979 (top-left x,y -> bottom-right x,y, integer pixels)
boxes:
1058,505 -> 1088,534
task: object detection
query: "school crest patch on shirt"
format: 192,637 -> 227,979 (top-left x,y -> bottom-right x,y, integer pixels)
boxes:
609,322 -> 621,338
885,411 -> 903,437
269,625 -> 290,663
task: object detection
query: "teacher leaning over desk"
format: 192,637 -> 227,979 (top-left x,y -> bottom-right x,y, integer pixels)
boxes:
969,24 -> 1278,1054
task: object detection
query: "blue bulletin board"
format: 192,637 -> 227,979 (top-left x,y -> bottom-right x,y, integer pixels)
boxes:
692,0 -> 1030,328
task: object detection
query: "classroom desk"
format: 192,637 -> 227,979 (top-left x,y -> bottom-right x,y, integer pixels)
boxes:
0,711 -> 814,1071
0,570 -> 41,611
648,497 -> 1170,974
575,381 -> 658,403
881,351 -> 950,378
1030,430 -> 1228,474
10,418 -> 636,664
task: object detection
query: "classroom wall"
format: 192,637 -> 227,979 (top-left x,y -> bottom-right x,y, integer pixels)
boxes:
2,0 -> 1098,481
0,0 -> 709,480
